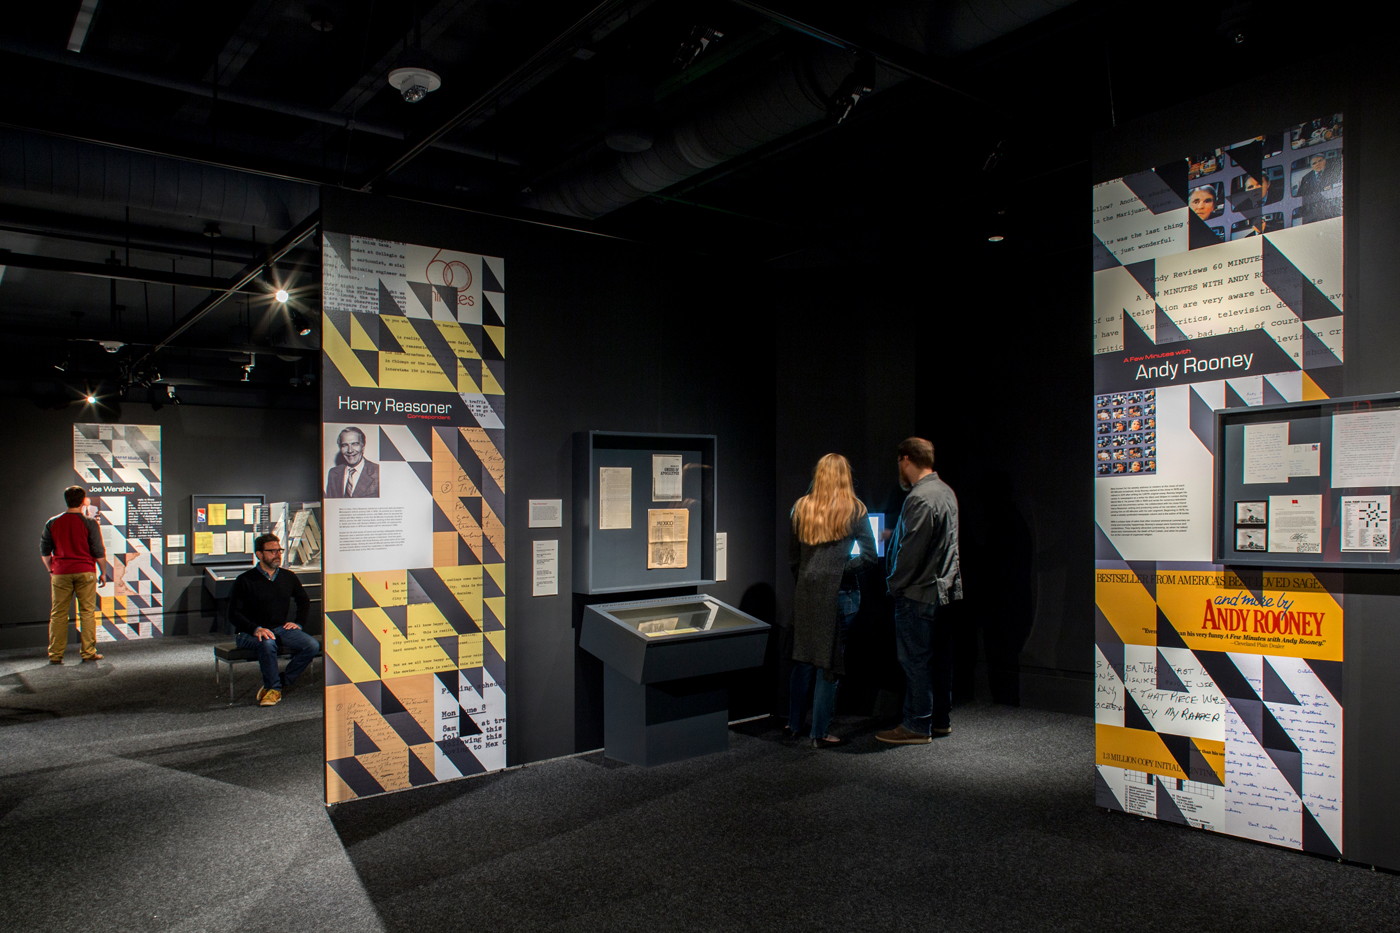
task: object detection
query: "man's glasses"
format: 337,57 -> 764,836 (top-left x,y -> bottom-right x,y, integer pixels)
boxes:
260,547 -> 283,554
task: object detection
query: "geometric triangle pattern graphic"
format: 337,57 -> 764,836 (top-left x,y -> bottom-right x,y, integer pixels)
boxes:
322,233 -> 506,805
1094,117 -> 1346,856
1096,560 -> 1344,854
72,423 -> 164,642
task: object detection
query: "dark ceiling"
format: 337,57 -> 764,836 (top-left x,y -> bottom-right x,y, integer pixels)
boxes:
0,0 -> 1306,412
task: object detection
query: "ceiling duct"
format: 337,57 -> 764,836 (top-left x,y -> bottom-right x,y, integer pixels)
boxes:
525,42 -> 878,219
523,0 -> 1079,220
0,126 -> 318,230
604,68 -> 656,153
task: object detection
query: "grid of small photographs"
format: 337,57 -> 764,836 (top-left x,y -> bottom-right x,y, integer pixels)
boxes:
1235,501 -> 1267,551
1095,390 -> 1157,476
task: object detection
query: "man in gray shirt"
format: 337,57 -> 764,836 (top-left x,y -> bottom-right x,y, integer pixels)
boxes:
879,437 -> 964,745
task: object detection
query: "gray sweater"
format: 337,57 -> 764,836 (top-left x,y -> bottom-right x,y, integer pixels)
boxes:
886,472 -> 963,606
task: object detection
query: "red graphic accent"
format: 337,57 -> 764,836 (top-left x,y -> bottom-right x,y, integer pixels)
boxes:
425,248 -> 473,306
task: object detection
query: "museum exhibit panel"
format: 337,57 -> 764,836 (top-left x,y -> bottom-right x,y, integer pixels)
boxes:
580,595 -> 770,766
1093,114 -> 1348,856
319,226 -> 508,804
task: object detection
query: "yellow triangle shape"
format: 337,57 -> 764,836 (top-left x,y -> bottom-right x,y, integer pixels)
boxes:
1301,371 -> 1329,400
485,630 -> 506,661
324,313 -> 378,387
349,314 -> 377,351
484,325 -> 505,358
481,364 -> 503,395
457,359 -> 481,394
484,563 -> 505,591
436,321 -> 480,359
1095,572 -> 1156,646
325,616 -> 380,682
324,572 -> 353,612
484,596 -> 506,627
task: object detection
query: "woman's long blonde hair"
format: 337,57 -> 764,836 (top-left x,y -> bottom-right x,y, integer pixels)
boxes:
793,453 -> 867,545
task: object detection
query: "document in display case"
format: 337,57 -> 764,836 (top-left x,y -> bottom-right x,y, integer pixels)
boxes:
1214,391 -> 1400,568
580,594 -> 770,766
573,431 -> 717,594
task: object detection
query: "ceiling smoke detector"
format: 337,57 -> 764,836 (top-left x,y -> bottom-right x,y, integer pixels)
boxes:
389,67 -> 442,103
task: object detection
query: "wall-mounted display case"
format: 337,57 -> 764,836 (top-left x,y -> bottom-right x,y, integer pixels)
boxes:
190,494 -> 265,566
572,431 -> 717,593
1215,392 -> 1400,568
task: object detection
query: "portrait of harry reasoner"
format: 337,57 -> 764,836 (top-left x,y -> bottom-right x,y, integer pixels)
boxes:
326,427 -> 380,499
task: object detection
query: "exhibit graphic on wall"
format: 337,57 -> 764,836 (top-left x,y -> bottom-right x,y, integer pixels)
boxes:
72,423 -> 164,639
321,232 -> 506,804
1092,115 -> 1344,854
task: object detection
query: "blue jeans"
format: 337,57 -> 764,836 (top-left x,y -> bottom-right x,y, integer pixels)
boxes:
789,588 -> 860,739
236,626 -> 319,691
893,596 -> 951,735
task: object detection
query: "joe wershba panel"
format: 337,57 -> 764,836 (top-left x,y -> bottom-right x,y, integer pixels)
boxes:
72,423 -> 164,640
1092,115 -> 1345,855
321,232 -> 506,805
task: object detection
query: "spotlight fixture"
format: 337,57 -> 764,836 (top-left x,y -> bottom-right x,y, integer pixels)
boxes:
203,222 -> 222,238
289,309 -> 312,336
167,385 -> 180,404
829,57 -> 876,125
86,395 -> 97,404
988,235 -> 1005,242
388,67 -> 441,103
275,288 -> 290,303
54,357 -> 69,372
673,25 -> 724,71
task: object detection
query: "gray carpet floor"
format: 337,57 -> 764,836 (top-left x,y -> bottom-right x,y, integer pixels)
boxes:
1,637 -> 1397,932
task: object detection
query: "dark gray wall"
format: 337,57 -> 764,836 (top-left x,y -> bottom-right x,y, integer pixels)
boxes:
0,403 -> 321,650
772,272 -> 917,713
1092,47 -> 1400,868
323,188 -> 777,768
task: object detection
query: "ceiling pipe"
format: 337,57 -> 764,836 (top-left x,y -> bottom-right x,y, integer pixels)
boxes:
0,125 -> 318,230
523,42 -> 889,219
0,203 -> 316,264
0,248 -> 275,293
524,0 -> 1078,220
0,37 -> 521,167
134,211 -> 320,365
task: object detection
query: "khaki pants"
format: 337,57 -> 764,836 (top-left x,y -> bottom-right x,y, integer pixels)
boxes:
50,572 -> 99,662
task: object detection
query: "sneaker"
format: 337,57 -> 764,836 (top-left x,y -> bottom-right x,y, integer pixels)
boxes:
876,725 -> 932,745
931,725 -> 953,736
259,689 -> 282,707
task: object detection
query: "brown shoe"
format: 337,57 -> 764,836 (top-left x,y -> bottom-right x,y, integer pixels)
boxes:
259,689 -> 282,707
876,725 -> 932,745
49,659 -> 63,665
81,654 -> 104,663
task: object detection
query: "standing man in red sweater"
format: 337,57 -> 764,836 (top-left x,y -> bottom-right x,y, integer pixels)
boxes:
41,485 -> 107,664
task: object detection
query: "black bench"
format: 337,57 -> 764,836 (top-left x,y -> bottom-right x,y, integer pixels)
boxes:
213,638 -> 323,703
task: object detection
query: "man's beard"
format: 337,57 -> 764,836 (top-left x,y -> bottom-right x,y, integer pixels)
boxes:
898,471 -> 911,493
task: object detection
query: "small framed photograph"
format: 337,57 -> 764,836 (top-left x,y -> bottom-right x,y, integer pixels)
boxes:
1236,501 -> 1267,525
1236,528 -> 1267,551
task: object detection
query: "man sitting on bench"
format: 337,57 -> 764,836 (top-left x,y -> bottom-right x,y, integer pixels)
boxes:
230,533 -> 316,707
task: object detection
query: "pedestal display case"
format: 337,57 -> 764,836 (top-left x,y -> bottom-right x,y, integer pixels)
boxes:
580,595 -> 769,766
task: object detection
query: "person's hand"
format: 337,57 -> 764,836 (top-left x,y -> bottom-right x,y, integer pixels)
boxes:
283,622 -> 301,631
254,627 -> 275,641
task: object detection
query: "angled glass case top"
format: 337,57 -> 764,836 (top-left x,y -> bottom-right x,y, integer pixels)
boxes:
593,595 -> 766,640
